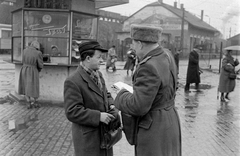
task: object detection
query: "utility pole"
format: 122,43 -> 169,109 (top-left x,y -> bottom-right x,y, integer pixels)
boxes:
229,27 -> 231,38
180,7 -> 185,51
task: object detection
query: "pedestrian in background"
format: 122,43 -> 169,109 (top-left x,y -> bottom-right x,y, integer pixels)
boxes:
218,50 -> 239,102
184,45 -> 202,92
18,40 -> 43,109
64,41 -> 121,156
174,49 -> 181,75
114,24 -> 181,156
123,48 -> 136,75
106,45 -> 117,71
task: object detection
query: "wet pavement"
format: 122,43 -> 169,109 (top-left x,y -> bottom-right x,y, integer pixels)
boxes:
0,54 -> 239,156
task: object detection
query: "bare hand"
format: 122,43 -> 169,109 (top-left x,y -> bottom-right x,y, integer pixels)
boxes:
100,113 -> 115,124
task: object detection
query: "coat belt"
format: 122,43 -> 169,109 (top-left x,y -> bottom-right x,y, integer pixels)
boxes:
23,64 -> 36,67
150,98 -> 175,111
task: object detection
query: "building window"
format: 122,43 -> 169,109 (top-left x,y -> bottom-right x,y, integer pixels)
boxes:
112,19 -> 116,22
99,17 -> 103,20
1,30 -> 11,39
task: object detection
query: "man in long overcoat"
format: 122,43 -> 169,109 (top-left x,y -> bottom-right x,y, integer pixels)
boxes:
114,25 -> 181,156
106,45 -> 117,71
64,41 -> 120,156
184,45 -> 202,92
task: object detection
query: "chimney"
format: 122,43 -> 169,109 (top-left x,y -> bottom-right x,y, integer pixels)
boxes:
180,4 -> 184,9
174,2 -> 177,8
201,10 -> 204,21
158,0 -> 163,4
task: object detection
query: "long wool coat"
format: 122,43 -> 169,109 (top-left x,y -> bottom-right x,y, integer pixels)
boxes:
18,47 -> 43,98
124,49 -> 136,71
186,50 -> 200,84
218,55 -> 239,93
114,47 -> 181,156
106,48 -> 117,68
64,66 -> 119,156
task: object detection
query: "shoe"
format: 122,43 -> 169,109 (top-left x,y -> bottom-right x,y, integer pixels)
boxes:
225,96 -> 230,100
27,102 -> 32,109
220,97 -> 226,102
34,103 -> 41,108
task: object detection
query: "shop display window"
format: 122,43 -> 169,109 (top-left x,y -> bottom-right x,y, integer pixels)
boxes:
12,37 -> 22,62
71,13 -> 98,64
12,9 -> 98,65
24,11 -> 69,37
12,11 -> 22,37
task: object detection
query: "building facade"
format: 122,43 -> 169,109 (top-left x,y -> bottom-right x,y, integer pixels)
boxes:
117,1 -> 220,58
0,24 -> 11,52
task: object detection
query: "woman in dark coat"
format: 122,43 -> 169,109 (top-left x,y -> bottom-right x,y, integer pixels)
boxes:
218,50 -> 239,102
184,45 -> 202,92
18,41 -> 43,108
124,49 -> 136,75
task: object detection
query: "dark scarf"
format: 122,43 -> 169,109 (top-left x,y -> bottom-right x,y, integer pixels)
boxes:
81,64 -> 103,90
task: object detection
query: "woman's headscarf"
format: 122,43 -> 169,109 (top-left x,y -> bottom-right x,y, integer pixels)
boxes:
30,41 -> 40,50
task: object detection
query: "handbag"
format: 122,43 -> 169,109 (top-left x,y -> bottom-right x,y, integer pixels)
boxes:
100,126 -> 122,149
229,73 -> 237,80
121,112 -> 139,145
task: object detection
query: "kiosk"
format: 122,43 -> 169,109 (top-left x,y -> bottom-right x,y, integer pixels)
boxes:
11,0 -> 128,103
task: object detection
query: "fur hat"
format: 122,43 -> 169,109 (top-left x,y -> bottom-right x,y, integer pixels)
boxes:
131,24 -> 162,43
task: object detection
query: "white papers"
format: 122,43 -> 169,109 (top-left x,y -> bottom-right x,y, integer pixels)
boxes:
112,81 -> 133,93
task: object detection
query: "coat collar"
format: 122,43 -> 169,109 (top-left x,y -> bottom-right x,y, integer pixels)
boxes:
77,66 -> 103,97
139,46 -> 164,65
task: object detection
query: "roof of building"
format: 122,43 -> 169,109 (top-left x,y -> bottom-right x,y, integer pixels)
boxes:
227,33 -> 240,41
125,1 -> 219,32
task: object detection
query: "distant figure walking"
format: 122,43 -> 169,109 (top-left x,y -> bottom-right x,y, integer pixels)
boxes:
18,41 -> 43,109
124,48 -> 136,75
218,50 -> 239,102
184,45 -> 202,92
106,45 -> 117,71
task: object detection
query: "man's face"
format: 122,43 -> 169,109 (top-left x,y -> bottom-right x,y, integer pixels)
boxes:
88,50 -> 103,71
132,40 -> 143,58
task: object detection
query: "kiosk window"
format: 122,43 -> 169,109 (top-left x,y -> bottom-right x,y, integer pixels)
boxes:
24,11 -> 69,37
12,37 -> 22,62
24,37 -> 69,57
12,11 -> 22,37
72,13 -> 97,40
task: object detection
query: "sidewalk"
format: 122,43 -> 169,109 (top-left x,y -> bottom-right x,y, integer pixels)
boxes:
0,55 -> 239,156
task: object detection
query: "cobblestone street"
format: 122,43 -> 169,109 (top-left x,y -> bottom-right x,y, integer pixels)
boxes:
0,55 -> 239,156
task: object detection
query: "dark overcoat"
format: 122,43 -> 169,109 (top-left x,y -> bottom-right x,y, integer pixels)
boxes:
106,48 -> 117,68
18,47 -> 43,98
218,55 -> 239,93
114,46 -> 181,156
124,50 -> 136,71
186,50 -> 200,84
64,66 -> 119,156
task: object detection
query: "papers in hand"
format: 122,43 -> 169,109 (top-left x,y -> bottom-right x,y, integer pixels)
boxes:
112,81 -> 133,93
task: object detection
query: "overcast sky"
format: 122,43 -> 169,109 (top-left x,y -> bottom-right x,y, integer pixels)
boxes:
102,0 -> 240,39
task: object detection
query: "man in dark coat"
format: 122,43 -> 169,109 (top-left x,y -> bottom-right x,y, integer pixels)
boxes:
114,24 -> 181,156
184,45 -> 202,92
64,41 -> 120,156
